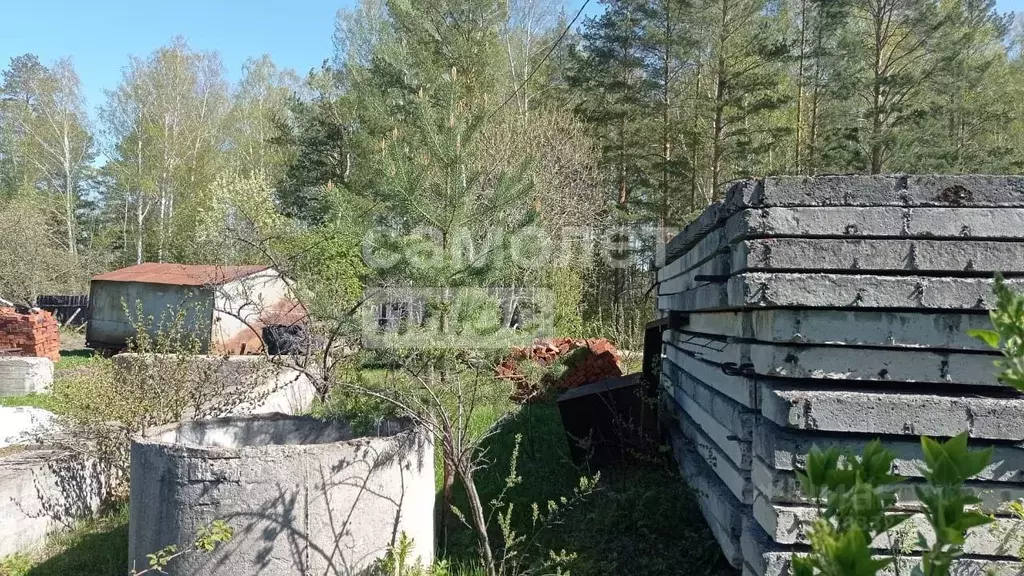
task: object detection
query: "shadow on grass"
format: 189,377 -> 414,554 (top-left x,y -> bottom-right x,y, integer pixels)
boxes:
442,402 -> 735,576
21,505 -> 128,576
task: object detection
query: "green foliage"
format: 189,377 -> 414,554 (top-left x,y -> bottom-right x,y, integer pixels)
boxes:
132,519 -> 234,575
795,433 -> 995,576
0,553 -> 33,576
52,302 -> 274,489
915,434 -> 994,576
969,275 -> 1024,391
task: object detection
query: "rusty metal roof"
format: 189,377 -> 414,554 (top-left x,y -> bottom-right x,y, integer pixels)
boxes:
92,263 -> 273,287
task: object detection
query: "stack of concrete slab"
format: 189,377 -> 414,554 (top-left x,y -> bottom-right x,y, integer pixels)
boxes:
655,175 -> 1024,576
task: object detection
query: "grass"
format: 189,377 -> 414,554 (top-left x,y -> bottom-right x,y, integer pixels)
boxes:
0,350 -> 102,413
0,393 -> 60,412
54,350 -> 100,377
0,502 -> 128,576
441,402 -> 732,576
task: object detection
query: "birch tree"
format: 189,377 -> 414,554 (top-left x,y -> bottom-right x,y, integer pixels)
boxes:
1,55 -> 93,254
100,39 -> 229,264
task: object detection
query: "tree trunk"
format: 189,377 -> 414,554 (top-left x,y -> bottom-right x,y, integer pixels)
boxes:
461,466 -> 496,576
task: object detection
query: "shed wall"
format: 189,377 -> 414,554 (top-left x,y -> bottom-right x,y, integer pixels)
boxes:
212,270 -> 294,354
86,281 -> 214,351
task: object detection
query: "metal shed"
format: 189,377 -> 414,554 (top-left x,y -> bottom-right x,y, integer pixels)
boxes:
86,263 -> 304,354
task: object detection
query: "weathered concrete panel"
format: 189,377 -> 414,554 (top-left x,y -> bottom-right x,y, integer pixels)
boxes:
760,384 -> 1024,440
666,395 -> 753,503
742,515 -> 1024,576
670,429 -> 744,567
667,328 -> 1003,386
752,419 -> 1024,483
687,310 -> 993,351
754,493 -> 1024,556
736,238 -> 1024,274
751,456 -> 1024,513
662,374 -> 751,469
0,357 -> 54,396
0,449 -> 108,558
729,175 -> 1024,209
670,364 -> 755,441
663,343 -> 758,408
728,273 -> 1024,310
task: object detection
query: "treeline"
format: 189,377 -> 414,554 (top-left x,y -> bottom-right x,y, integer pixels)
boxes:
1,0 -> 1022,345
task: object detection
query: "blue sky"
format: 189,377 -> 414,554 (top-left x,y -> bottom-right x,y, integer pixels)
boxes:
0,0 -> 1019,120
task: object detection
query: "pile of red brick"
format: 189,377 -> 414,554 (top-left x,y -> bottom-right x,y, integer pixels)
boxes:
0,307 -> 60,362
498,337 -> 622,401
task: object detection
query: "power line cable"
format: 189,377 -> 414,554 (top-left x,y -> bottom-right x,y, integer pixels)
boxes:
486,0 -> 593,120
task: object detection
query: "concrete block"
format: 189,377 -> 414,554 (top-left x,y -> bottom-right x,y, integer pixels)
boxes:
0,407 -> 56,448
728,175 -> 1024,208
0,448 -> 108,557
667,360 -> 755,441
112,354 -> 316,417
659,253 -> 731,295
749,343 -> 1002,386
0,357 -> 54,396
670,429 -> 744,567
754,493 -> 1024,557
727,273 -> 1024,310
751,456 -> 1024,513
663,343 -> 758,408
754,419 -> 1024,483
740,205 -> 1024,239
687,310 -> 993,351
668,328 -> 1003,386
736,238 -> 1024,274
760,384 -> 1024,440
668,398 -> 753,503
661,373 -> 752,469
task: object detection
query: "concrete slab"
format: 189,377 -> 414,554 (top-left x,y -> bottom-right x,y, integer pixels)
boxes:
668,361 -> 755,441
754,494 -> 1024,556
0,407 -> 56,448
686,310 -> 993,351
668,397 -> 754,504
742,513 -> 1024,576
658,229 -> 730,284
751,456 -> 1024,513
753,419 -> 1024,483
661,374 -> 752,469
748,343 -> 1002,386
670,429 -> 745,567
760,384 -> 1024,440
659,204 -> 1024,271
0,449 -> 108,557
735,238 -> 1024,274
658,181 -> 756,268
659,253 -> 731,295
736,206 -> 1024,239
667,328 -> 1004,386
727,175 -> 1024,208
0,357 -> 54,396
724,273 -> 1024,310
663,344 -> 758,408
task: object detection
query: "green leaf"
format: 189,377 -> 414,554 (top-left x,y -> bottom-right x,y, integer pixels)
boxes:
967,329 -> 1000,349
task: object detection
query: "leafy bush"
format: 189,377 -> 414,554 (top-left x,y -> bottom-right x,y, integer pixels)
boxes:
969,274 -> 1024,391
794,433 -> 994,576
50,303 -> 275,491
